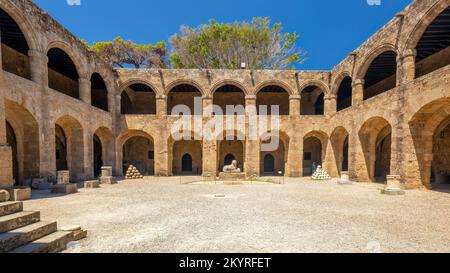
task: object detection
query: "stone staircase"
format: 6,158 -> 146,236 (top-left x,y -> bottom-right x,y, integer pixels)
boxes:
0,201 -> 85,253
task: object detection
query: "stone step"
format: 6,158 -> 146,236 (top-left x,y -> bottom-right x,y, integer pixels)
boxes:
0,202 -> 23,217
9,231 -> 74,253
0,221 -> 57,253
0,211 -> 40,233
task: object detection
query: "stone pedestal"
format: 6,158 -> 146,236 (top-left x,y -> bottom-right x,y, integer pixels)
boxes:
7,187 -> 32,201
51,183 -> 78,194
57,170 -> 70,184
100,176 -> 117,185
31,178 -> 51,190
381,175 -> 405,195
84,180 -> 100,188
218,172 -> 246,181
101,166 -> 113,177
338,172 -> 352,185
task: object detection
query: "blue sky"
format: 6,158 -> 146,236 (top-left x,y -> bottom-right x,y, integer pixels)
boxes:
32,0 -> 412,70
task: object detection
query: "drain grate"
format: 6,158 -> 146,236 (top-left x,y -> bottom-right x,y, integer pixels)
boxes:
214,194 -> 226,198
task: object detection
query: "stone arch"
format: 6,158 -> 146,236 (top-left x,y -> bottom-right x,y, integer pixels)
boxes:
260,131 -> 289,176
0,6 -> 32,79
120,81 -> 157,115
255,82 -> 291,115
165,79 -> 205,96
404,0 -> 450,52
303,131 -> 328,176
46,41 -> 87,79
298,80 -> 330,96
55,115 -> 85,181
90,72 -> 109,111
210,80 -> 249,96
409,98 -> 450,189
211,81 -> 246,115
358,117 -> 392,182
166,82 -> 203,116
217,130 -> 246,173
118,78 -> 161,96
334,74 -> 353,112
0,1 -> 39,51
4,100 -> 40,184
356,45 -> 398,100
117,130 -> 155,176
299,83 -> 326,116
93,127 -> 114,177
411,4 -> 450,78
46,46 -> 80,99
168,132 -> 203,176
330,126 -> 350,175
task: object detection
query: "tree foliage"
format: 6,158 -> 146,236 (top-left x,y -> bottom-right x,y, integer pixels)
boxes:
88,37 -> 169,68
169,17 -> 302,70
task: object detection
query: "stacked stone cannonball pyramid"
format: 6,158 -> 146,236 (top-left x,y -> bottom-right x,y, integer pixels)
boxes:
125,165 -> 144,180
311,165 -> 331,181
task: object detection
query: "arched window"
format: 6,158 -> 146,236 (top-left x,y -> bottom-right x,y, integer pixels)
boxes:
91,73 -> 108,111
120,83 -> 156,114
363,51 -> 397,100
415,7 -> 450,78
213,85 -> 245,115
300,86 -> 325,116
167,84 -> 202,115
47,48 -> 79,98
256,85 -> 290,115
0,8 -> 31,79
336,76 -> 352,112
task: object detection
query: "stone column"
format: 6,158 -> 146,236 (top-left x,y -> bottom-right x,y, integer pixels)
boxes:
156,95 -> 167,116
83,129 -> 94,180
79,77 -> 91,104
0,77 -> 13,187
244,95 -> 259,176
285,136 -> 302,177
107,92 -> 115,113
324,94 -> 336,117
154,136 -> 169,176
28,49 -> 48,85
398,49 -> 416,85
39,121 -> 56,182
289,95 -> 300,117
352,79 -> 364,106
324,140 -> 339,177
202,140 -> 217,177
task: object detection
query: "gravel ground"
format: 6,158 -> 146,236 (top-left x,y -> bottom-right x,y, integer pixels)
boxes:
23,177 -> 450,253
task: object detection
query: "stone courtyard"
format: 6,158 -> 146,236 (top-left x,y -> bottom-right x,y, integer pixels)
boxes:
23,178 -> 450,253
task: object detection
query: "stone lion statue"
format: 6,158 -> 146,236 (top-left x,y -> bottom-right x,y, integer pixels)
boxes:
223,160 -> 241,173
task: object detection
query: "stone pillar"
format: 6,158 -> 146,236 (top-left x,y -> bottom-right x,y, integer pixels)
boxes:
79,77 -> 91,104
39,122 -> 56,182
285,136 -> 302,177
0,55 -> 13,187
289,95 -> 300,117
352,79 -> 364,106
28,49 -> 48,85
398,49 -> 416,85
202,96 -> 213,116
83,129 -> 94,180
202,140 -> 217,177
156,95 -> 167,116
324,140 -> 339,177
107,92 -> 114,113
154,136 -> 169,176
381,175 -> 405,195
324,94 -> 336,117
244,95 -> 259,177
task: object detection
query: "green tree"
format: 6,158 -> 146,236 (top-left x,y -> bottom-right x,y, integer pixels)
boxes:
169,17 -> 302,70
88,37 -> 169,69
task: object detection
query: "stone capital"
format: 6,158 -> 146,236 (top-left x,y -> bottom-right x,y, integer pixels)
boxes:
400,49 -> 417,60
352,79 -> 365,87
28,49 -> 48,63
245,95 -> 257,100
156,94 -> 167,100
79,77 -> 91,85
289,95 -> 301,100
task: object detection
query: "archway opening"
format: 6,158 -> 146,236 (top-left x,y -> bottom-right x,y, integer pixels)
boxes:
336,76 -> 352,111
363,51 -> 397,100
213,84 -> 245,115
167,84 -> 202,115
415,7 -> 450,78
260,136 -> 286,176
93,134 -> 102,177
218,139 -> 244,173
0,8 -> 30,79
55,116 -> 84,181
47,48 -> 79,98
182,154 -> 193,173
264,154 -> 275,173
172,140 -> 202,175
300,86 -> 324,115
91,73 -> 108,111
6,121 -> 18,184
120,83 -> 156,114
431,118 -> 450,186
330,127 -> 349,175
256,85 -> 290,115
359,117 -> 392,183
303,136 -> 322,176
122,136 -> 154,176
